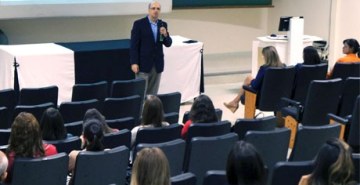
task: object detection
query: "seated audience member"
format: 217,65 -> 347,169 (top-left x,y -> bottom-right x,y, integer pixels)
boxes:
223,46 -> 285,113
131,147 -> 170,185
328,38 -> 360,78
68,119 -> 105,184
0,151 -> 8,184
40,107 -> 72,140
227,140 -> 266,185
83,108 -> 118,134
6,112 -> 58,183
298,138 -> 356,185
131,95 -> 169,146
181,94 -> 218,139
295,46 -> 322,71
336,38 -> 360,63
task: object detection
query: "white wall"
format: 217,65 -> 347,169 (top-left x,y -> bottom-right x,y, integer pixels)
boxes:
0,0 -> 354,59
329,0 -> 360,65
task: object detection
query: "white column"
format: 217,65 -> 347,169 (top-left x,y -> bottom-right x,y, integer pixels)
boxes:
287,17 -> 304,65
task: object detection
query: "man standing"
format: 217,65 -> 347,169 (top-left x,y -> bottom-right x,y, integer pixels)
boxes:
130,1 -> 172,95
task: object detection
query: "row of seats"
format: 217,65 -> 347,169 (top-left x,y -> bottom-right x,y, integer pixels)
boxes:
0,82 -> 183,129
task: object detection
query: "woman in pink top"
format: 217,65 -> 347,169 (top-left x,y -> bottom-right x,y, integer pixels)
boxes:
5,112 -> 58,183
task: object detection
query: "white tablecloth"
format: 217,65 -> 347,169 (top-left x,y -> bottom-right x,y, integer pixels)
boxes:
0,43 -> 74,104
159,35 -> 203,102
0,36 -> 203,104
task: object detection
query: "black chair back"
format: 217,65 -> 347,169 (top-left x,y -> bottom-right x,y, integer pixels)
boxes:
332,62 -> 360,80
289,124 -> 341,161
111,78 -> 146,99
19,85 -> 58,106
302,79 -> 343,126
72,146 -> 129,185
103,129 -> 131,149
233,116 -> 277,140
13,102 -> 54,123
353,153 -> 360,182
71,81 -> 108,102
0,89 -> 17,127
171,172 -> 197,185
134,123 -> 182,147
59,99 -> 99,123
244,128 -> 290,172
203,170 -> 228,185
348,95 -> 360,152
64,121 -> 83,136
0,129 -> 11,146
292,63 -> 328,105
164,112 -> 180,124
186,120 -> 231,143
44,136 -> 81,154
338,77 -> 360,117
0,107 -> 10,129
12,153 -> 68,185
103,95 -> 141,125
271,160 -> 314,185
158,92 -> 181,114
186,133 -> 238,185
258,66 -> 296,111
106,117 -> 135,131
136,139 -> 186,176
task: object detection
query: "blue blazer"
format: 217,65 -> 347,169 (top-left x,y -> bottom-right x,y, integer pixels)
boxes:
130,17 -> 172,73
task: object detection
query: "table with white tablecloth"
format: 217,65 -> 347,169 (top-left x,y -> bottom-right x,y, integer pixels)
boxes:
0,35 -> 204,104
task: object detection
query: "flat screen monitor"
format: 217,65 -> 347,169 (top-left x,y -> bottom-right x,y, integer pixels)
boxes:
278,16 -> 303,32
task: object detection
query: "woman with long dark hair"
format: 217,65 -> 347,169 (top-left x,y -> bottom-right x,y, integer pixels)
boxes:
6,112 -> 58,183
181,94 -> 218,139
40,107 -> 69,140
298,138 -> 356,185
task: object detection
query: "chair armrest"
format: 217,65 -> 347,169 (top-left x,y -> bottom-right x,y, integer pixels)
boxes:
243,85 -> 257,93
327,113 -> 350,125
281,97 -> 301,106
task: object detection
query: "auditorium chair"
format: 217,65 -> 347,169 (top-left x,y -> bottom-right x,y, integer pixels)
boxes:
328,95 -> 360,153
157,92 -> 181,114
243,66 -> 295,119
43,136 -> 81,154
331,62 -> 360,80
111,78 -> 146,114
337,77 -> 360,117
0,107 -> 10,129
71,81 -> 108,103
281,78 -> 343,148
182,108 -> 223,123
13,102 -> 55,123
0,88 -> 17,127
164,112 -> 180,124
244,128 -> 290,174
185,133 -> 238,185
232,115 -> 277,140
71,146 -> 129,185
291,63 -> 328,105
64,121 -> 83,136
106,117 -> 135,131
59,99 -> 99,123
289,124 -> 341,161
171,172 -> 197,185
103,95 -> 141,125
0,128 -> 11,146
135,139 -> 186,176
270,160 -> 314,185
12,153 -> 68,185
185,120 -> 231,143
202,170 -> 228,185
19,85 -> 58,106
353,153 -> 360,182
133,123 -> 183,148
103,129 -> 131,149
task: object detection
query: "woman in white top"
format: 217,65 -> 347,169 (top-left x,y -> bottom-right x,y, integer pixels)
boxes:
131,95 -> 169,146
